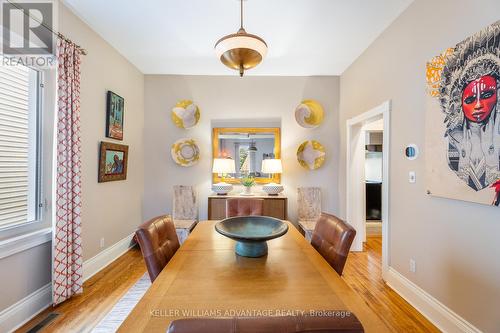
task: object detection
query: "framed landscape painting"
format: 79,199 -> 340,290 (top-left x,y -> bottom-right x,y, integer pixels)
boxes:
425,20 -> 500,207
106,91 -> 124,140
98,142 -> 128,182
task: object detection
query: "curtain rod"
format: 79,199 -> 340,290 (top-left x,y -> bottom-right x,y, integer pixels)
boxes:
6,0 -> 88,55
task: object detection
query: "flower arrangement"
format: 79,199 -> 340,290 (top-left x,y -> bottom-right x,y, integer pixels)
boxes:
241,175 -> 255,187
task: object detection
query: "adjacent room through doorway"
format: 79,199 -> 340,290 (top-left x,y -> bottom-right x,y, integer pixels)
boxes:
346,101 -> 390,279
364,119 -> 383,238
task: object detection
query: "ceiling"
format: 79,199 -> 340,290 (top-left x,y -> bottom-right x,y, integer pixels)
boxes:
63,0 -> 413,76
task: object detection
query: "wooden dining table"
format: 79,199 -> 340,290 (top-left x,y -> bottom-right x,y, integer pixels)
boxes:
118,220 -> 389,332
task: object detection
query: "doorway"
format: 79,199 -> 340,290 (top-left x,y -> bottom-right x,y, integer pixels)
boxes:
346,101 -> 390,279
365,120 -> 383,238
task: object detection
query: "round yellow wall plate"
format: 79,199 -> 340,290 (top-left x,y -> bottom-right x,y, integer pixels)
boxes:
297,140 -> 326,170
294,100 -> 324,128
171,100 -> 200,129
171,138 -> 200,167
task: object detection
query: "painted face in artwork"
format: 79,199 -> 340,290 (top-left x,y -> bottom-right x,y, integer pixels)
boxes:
461,75 -> 498,123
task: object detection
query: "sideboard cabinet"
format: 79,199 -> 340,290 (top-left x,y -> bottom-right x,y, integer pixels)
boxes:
208,194 -> 288,220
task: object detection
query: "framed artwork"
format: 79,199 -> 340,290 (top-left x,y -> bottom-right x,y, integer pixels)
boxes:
106,91 -> 124,140
98,142 -> 128,182
425,20 -> 500,207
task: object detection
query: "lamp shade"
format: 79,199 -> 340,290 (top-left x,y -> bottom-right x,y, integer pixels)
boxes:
215,32 -> 268,77
215,0 -> 267,77
213,158 -> 236,174
262,159 -> 282,174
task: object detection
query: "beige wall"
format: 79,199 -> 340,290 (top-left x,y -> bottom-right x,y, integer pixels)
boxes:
339,0 -> 500,331
0,243 -> 51,313
3,1 -> 499,331
143,75 -> 340,223
0,3 -> 145,315
60,5 -> 145,261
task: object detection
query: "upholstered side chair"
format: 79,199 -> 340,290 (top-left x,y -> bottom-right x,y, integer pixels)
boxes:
297,187 -> 322,241
226,198 -> 264,217
311,212 -> 356,276
135,215 -> 180,282
173,185 -> 198,244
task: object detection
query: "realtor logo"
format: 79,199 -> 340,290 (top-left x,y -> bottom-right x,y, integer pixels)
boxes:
1,1 -> 54,55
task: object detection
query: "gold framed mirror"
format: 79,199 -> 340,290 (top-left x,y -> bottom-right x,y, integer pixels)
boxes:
212,127 -> 281,184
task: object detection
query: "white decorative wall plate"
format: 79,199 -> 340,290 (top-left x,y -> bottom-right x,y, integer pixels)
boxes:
294,99 -> 324,128
171,138 -> 200,167
171,100 -> 200,129
297,140 -> 326,170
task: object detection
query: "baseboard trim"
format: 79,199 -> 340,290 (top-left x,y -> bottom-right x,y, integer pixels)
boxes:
0,232 -> 137,333
386,267 -> 481,333
83,233 -> 136,282
0,283 -> 51,333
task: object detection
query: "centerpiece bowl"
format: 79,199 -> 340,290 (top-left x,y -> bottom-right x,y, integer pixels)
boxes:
215,216 -> 288,257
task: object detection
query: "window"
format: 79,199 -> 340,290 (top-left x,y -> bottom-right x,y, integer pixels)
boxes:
0,61 -> 42,229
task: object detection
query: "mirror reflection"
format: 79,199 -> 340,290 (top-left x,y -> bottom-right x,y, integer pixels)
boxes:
213,128 -> 281,184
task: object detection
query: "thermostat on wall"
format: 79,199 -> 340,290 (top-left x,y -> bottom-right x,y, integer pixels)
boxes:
405,144 -> 419,160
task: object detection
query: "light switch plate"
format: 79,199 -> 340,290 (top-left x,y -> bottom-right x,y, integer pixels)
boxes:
409,259 -> 416,273
409,171 -> 416,183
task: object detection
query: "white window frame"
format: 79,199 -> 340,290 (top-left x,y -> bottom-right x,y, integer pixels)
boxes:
0,64 -> 56,255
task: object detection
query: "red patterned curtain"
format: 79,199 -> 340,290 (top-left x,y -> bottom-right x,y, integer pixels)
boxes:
53,39 -> 83,305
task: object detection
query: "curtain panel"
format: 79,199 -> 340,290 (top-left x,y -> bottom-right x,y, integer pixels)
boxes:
53,38 -> 83,305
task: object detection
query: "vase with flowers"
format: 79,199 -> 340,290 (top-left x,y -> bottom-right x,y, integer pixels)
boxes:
240,175 -> 255,196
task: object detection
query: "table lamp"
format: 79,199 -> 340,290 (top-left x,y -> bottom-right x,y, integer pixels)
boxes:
261,159 -> 284,196
212,157 -> 236,195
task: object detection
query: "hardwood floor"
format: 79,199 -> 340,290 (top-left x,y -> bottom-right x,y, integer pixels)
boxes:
16,247 -> 147,333
19,236 -> 439,332
343,236 -> 440,332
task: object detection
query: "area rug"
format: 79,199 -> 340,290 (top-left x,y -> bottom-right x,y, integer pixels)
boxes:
91,273 -> 151,333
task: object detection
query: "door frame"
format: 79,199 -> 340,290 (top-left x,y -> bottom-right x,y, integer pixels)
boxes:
346,100 -> 391,280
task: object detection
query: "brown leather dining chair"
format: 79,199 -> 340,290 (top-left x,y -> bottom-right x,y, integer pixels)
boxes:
226,198 -> 264,217
135,215 -> 180,282
167,313 -> 364,333
311,212 -> 356,276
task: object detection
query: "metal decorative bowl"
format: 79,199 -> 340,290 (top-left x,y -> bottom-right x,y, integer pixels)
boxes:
215,216 -> 288,257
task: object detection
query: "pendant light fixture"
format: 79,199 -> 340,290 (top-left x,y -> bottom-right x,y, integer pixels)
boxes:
214,0 -> 267,77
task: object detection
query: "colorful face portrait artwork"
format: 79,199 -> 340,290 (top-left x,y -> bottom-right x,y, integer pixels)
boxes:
425,20 -> 500,207
106,91 -> 124,140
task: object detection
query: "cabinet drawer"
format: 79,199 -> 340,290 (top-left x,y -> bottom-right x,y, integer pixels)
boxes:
263,199 -> 286,219
208,197 -> 287,220
208,198 -> 226,220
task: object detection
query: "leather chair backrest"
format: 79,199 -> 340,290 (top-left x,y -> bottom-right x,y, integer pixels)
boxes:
226,198 -> 264,217
167,313 -> 364,333
135,215 -> 180,282
311,212 -> 356,275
